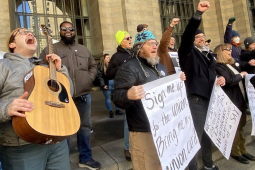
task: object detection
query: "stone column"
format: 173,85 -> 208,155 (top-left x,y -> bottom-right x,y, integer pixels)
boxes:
89,0 -> 163,57
0,0 -> 11,52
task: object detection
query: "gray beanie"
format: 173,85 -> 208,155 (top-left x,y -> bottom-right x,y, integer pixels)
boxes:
244,37 -> 255,49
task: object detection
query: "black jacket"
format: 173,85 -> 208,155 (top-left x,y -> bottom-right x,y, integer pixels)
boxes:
178,16 -> 216,99
112,57 -> 167,132
216,63 -> 247,112
106,46 -> 133,80
97,65 -> 108,88
240,50 -> 255,73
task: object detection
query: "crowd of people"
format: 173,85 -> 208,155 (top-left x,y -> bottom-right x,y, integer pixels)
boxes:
0,1 -> 255,170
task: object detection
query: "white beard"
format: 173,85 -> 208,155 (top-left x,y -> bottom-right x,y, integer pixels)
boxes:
146,55 -> 160,66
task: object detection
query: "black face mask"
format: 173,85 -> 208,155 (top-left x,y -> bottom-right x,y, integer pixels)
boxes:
60,34 -> 76,45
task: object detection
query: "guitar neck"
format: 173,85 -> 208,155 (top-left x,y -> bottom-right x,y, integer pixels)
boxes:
47,36 -> 57,80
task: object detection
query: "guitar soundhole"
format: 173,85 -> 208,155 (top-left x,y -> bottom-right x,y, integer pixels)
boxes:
47,80 -> 59,92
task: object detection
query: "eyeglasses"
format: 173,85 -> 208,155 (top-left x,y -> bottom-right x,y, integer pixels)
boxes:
124,36 -> 132,41
9,29 -> 34,44
146,41 -> 159,47
60,27 -> 75,32
195,35 -> 206,39
223,48 -> 232,51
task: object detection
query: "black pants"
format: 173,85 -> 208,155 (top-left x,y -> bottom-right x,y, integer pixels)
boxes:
188,95 -> 213,170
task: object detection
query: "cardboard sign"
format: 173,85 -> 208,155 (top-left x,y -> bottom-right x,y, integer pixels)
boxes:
141,73 -> 200,170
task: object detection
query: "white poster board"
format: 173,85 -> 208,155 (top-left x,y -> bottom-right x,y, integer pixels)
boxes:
245,74 -> 255,135
141,73 -> 200,170
204,83 -> 241,159
169,52 -> 181,73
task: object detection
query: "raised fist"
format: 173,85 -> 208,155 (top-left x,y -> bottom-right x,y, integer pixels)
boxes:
197,1 -> 210,12
170,18 -> 180,27
228,17 -> 236,24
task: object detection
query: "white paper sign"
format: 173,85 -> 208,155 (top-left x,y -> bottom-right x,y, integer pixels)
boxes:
245,74 -> 255,135
141,73 -> 200,170
169,52 -> 181,73
204,83 -> 241,159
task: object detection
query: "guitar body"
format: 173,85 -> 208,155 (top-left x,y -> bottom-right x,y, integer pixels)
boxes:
12,65 -> 80,144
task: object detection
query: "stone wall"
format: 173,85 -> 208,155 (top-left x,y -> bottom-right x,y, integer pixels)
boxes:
200,0 -> 251,50
0,0 -> 11,52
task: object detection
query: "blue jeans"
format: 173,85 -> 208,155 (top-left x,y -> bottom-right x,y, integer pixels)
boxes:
101,80 -> 119,111
124,115 -> 129,150
73,93 -> 92,163
188,95 -> 213,170
0,140 -> 70,170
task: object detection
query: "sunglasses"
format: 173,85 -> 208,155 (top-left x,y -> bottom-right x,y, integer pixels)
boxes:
125,36 -> 132,41
9,29 -> 34,44
223,48 -> 232,51
60,27 -> 75,32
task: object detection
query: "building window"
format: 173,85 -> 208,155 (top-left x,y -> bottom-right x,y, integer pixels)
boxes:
159,0 -> 195,48
247,0 -> 255,36
10,0 -> 91,56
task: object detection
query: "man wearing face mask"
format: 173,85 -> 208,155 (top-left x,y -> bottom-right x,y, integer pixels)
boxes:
40,21 -> 100,170
224,17 -> 242,62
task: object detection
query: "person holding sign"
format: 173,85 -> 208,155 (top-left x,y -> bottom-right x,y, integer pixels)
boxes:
158,18 -> 180,75
214,43 -> 255,164
112,26 -> 185,169
178,1 -> 225,170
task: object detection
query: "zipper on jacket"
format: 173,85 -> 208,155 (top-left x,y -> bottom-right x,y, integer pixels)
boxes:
69,44 -> 76,95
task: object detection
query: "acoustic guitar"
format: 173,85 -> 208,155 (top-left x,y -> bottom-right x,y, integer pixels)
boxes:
12,25 -> 80,144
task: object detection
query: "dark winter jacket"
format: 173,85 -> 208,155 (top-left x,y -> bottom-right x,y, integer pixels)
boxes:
106,46 -> 133,80
97,65 -> 108,88
216,63 -> 247,112
224,24 -> 242,62
178,16 -> 216,99
40,40 -> 97,98
240,50 -> 255,73
112,57 -> 167,132
158,26 -> 176,75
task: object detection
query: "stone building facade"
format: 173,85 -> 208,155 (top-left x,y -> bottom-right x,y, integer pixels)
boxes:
0,0 -> 253,57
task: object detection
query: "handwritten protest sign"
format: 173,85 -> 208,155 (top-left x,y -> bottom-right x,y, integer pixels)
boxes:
141,73 -> 200,170
204,83 -> 241,159
245,74 -> 255,135
169,52 -> 181,73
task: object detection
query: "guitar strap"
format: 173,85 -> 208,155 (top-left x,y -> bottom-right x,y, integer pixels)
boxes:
29,57 -> 42,65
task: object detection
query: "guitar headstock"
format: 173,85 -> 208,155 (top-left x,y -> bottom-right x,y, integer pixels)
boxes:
40,24 -> 53,37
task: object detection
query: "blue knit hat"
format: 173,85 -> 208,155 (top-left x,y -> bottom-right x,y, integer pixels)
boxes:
232,30 -> 240,38
133,29 -> 156,55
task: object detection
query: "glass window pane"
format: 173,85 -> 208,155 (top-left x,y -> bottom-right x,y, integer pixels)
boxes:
12,0 -> 92,56
159,0 -> 195,48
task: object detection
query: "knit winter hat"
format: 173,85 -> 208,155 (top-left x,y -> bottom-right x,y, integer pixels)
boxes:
244,37 -> 255,49
115,31 -> 130,45
195,29 -> 204,36
133,29 -> 156,55
232,30 -> 240,38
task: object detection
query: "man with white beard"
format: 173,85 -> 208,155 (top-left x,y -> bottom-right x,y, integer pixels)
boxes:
112,28 -> 185,170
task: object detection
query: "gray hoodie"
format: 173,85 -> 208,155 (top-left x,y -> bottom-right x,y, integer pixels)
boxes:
0,53 -> 73,146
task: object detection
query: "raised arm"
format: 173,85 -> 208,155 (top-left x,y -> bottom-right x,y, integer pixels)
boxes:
178,1 -> 210,67
224,17 -> 235,43
158,18 -> 179,75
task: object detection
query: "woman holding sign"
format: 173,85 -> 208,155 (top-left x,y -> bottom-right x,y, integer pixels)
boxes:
214,43 -> 255,164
